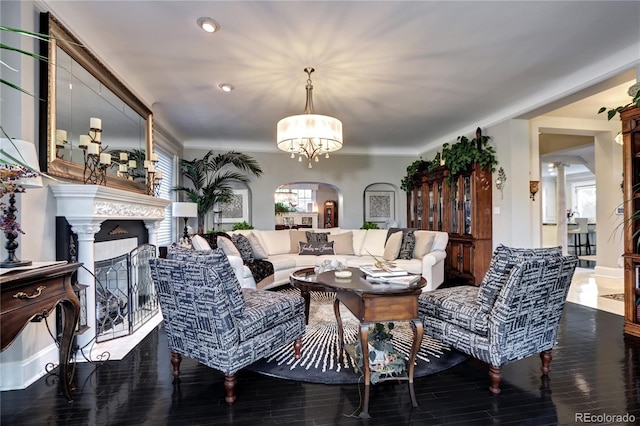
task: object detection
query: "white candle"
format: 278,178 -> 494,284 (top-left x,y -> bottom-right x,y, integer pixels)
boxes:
155,171 -> 162,180
79,134 -> 90,148
90,117 -> 102,130
147,164 -> 155,173
119,152 -> 128,161
128,160 -> 137,168
119,164 -> 128,172
56,129 -> 67,143
87,142 -> 99,155
144,160 -> 151,169
151,152 -> 159,162
100,153 -> 111,165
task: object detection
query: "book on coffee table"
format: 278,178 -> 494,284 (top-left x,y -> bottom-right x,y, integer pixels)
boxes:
359,264 -> 408,278
365,274 -> 421,286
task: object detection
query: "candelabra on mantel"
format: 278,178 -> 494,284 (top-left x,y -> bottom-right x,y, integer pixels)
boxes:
144,152 -> 162,196
80,117 -> 111,185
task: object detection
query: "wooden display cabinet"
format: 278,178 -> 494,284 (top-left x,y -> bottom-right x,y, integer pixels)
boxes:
407,163 -> 492,285
324,200 -> 338,228
621,106 -> 640,338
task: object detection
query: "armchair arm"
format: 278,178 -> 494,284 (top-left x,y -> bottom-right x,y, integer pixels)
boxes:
421,250 -> 446,291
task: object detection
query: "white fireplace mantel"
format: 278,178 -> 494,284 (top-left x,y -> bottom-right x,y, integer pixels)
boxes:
50,184 -> 170,349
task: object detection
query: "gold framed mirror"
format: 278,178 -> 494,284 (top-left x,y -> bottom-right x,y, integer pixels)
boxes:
39,12 -> 152,194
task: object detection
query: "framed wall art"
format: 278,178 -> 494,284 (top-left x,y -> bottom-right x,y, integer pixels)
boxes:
219,189 -> 249,223
365,191 -> 395,223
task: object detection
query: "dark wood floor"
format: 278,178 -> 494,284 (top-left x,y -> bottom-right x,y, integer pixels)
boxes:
2,302 -> 639,425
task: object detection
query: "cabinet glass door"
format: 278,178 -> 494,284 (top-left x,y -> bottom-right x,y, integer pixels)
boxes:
450,179 -> 459,233
463,175 -> 472,234
437,181 -> 443,231
428,184 -> 434,229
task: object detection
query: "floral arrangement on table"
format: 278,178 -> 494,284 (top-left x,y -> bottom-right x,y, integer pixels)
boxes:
353,322 -> 406,384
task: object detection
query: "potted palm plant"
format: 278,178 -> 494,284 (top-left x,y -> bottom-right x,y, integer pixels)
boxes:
173,150 -> 262,234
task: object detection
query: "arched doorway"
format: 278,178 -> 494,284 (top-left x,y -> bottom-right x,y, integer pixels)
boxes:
274,182 -> 341,229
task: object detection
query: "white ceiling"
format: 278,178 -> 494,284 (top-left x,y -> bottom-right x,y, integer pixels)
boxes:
39,1 -> 639,156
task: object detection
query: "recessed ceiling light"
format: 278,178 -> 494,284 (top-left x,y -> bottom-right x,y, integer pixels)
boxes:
197,17 -> 220,33
218,83 -> 234,92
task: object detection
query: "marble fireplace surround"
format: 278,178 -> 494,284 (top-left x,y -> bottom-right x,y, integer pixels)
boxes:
50,184 -> 170,356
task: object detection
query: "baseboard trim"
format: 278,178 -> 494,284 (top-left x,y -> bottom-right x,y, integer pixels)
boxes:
0,343 -> 58,391
594,265 -> 624,279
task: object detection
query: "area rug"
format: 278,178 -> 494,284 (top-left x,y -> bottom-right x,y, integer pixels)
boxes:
600,293 -> 624,302
246,288 -> 468,384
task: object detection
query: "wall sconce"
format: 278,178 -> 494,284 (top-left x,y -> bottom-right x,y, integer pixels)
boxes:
530,181 -> 540,201
495,167 -> 506,199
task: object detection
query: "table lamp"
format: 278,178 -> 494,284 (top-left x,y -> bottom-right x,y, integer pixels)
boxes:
172,202 -> 198,239
0,138 -> 44,268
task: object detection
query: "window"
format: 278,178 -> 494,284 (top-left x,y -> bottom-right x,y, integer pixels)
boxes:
573,183 -> 596,219
291,189 -> 315,212
156,149 -> 175,246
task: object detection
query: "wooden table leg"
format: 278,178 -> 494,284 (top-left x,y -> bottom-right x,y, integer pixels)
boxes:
408,319 -> 423,408
333,298 -> 344,363
359,322 -> 372,417
59,296 -> 80,401
300,286 -> 311,325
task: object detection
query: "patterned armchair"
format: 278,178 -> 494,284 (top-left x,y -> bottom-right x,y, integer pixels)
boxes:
149,248 -> 305,405
418,245 -> 578,395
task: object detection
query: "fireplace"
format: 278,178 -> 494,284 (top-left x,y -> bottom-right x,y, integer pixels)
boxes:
50,184 -> 170,357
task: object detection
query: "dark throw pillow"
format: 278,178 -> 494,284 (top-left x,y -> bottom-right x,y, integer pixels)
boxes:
232,233 -> 255,264
306,231 -> 329,243
398,230 -> 416,260
299,241 -> 335,256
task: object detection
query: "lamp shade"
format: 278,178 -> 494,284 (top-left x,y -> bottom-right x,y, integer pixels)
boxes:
0,138 -> 43,188
276,114 -> 343,153
172,202 -> 198,218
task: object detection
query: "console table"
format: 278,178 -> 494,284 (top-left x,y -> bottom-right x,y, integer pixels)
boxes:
1,262 -> 82,400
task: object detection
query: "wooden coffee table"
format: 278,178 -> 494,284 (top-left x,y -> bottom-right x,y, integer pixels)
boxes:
316,267 -> 426,418
289,267 -> 334,325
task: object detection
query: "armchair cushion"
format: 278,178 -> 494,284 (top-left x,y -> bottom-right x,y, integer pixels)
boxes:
167,245 -> 245,317
476,245 -> 562,312
237,288 -> 305,341
418,285 -> 488,335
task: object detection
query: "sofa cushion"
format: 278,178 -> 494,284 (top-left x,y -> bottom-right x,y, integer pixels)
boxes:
476,245 -> 563,312
361,229 -> 389,257
418,286 -> 488,336
299,241 -> 335,256
259,230 -> 292,255
386,227 -> 417,242
167,246 -> 246,318
246,232 -> 268,260
217,236 -> 241,257
290,230 -> 308,253
191,234 -> 212,251
328,231 -> 354,255
414,231 -> 436,259
232,234 -> 254,263
383,231 -> 403,261
306,231 -> 329,243
237,288 -> 304,341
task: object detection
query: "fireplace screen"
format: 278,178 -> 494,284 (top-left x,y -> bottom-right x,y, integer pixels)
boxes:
94,244 -> 158,342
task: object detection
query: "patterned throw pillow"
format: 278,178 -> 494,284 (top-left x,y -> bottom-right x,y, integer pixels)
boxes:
232,233 -> 254,263
167,246 -> 245,317
306,231 -> 329,243
298,241 -> 335,255
476,245 -> 563,312
398,230 -> 416,260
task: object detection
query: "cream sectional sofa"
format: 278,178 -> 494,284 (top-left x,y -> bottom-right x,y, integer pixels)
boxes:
226,228 -> 448,292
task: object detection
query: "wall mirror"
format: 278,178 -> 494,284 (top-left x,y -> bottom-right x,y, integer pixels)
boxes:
39,12 -> 152,194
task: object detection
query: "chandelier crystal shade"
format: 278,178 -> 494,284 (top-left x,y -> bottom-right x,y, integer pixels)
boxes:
277,67 -> 343,168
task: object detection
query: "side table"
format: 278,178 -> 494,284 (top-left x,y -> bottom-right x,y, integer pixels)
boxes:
317,267 -> 426,417
1,262 -> 82,400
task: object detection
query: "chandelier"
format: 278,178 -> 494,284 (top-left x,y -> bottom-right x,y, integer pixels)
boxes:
277,67 -> 343,168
